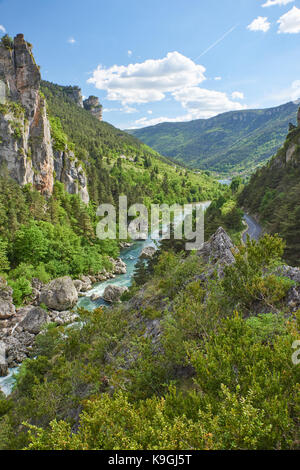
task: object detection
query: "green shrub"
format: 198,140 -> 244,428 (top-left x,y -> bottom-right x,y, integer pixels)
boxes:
8,276 -> 32,306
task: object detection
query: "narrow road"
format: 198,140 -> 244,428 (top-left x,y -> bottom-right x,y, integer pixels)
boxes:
242,214 -> 262,243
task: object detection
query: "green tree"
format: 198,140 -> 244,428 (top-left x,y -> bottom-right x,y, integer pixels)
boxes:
0,239 -> 9,272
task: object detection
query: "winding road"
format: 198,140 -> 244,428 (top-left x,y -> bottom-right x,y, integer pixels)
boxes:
242,214 -> 262,243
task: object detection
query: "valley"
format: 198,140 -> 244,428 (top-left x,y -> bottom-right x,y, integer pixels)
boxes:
0,27 -> 299,452
130,101 -> 299,176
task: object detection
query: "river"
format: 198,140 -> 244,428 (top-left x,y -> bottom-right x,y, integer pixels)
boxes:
0,201 -> 211,395
218,179 -> 231,186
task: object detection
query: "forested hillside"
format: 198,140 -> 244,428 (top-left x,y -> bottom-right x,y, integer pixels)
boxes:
130,101 -> 299,175
239,108 -> 300,266
41,80 -> 220,206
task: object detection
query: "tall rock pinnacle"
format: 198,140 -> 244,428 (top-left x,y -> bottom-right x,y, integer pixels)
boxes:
83,95 -> 103,121
0,33 -> 54,194
0,34 -> 89,203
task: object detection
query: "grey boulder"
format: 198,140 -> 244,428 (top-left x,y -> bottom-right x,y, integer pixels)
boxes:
140,246 -> 156,259
103,285 -> 128,303
19,307 -> 48,334
113,258 -> 127,274
79,276 -> 92,292
39,276 -> 78,311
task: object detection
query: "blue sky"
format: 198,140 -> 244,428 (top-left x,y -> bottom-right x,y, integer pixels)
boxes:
1,0 -> 300,129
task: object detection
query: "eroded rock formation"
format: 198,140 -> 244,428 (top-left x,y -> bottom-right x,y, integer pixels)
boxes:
63,85 -> 83,108
83,95 -> 103,121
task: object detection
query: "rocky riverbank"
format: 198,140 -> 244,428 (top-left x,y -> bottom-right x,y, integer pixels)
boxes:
3,227 -> 300,383
0,257 -> 128,376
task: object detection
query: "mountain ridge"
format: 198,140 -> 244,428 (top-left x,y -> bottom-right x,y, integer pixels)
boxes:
129,101 -> 299,175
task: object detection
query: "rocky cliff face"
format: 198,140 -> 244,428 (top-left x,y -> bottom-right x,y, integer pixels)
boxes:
83,95 -> 103,121
63,85 -> 83,108
53,148 -> 89,204
0,34 -> 54,194
268,106 -> 300,169
0,34 -> 89,202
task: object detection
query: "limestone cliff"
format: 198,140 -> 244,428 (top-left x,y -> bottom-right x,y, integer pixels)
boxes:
270,106 -> 300,168
0,34 -> 54,194
0,34 -> 89,202
54,148 -> 89,204
62,85 -> 83,108
83,95 -> 103,121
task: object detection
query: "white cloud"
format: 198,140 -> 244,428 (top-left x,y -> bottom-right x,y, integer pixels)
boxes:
132,115 -> 187,128
68,37 -> 76,44
128,50 -> 132,56
277,6 -> 300,33
247,16 -> 271,32
130,87 -> 247,127
88,51 -> 246,127
262,0 -> 295,8
122,105 -> 138,114
232,91 -> 244,100
269,80 -> 300,103
214,76 -> 222,81
290,80 -> 300,100
130,89 -> 248,128
87,51 -> 206,104
0,25 -> 6,34
103,108 -> 120,113
147,110 -> 153,114
173,87 -> 247,119
262,0 -> 294,7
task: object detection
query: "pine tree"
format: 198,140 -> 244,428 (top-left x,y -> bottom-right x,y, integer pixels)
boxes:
133,258 -> 149,286
0,239 -> 9,272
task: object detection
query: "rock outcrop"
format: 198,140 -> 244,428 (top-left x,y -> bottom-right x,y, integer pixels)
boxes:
39,276 -> 78,311
0,34 -> 89,203
83,96 -> 103,121
63,85 -> 83,108
53,149 -> 89,204
269,106 -> 300,168
103,285 -> 128,303
197,227 -> 235,266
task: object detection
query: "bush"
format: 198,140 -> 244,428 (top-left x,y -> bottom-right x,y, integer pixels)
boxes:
8,276 -> 32,306
222,234 -> 290,309
1,34 -> 13,49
